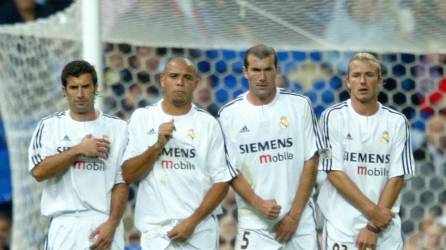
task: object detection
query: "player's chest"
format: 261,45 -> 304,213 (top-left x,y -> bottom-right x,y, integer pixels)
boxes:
54,121 -> 114,150
144,119 -> 205,149
341,119 -> 393,154
232,109 -> 299,141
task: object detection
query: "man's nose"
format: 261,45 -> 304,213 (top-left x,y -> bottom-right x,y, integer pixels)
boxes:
259,71 -> 267,81
76,87 -> 84,98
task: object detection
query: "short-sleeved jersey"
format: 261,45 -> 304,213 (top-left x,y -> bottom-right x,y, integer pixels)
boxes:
122,100 -> 235,232
28,110 -> 128,217
317,99 -> 415,238
218,88 -> 325,233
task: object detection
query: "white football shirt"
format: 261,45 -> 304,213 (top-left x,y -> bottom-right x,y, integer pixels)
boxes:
28,110 -> 128,217
122,100 -> 235,232
218,88 -> 325,234
317,99 -> 415,239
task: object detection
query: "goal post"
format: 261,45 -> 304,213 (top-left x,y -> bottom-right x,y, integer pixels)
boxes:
0,1 -> 445,249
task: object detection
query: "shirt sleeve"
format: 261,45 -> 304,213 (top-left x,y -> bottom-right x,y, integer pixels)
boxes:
302,98 -> 326,161
318,110 -> 345,172
121,109 -> 146,163
217,110 -> 240,173
114,122 -> 129,184
389,117 -> 415,178
206,118 -> 237,183
28,119 -> 52,172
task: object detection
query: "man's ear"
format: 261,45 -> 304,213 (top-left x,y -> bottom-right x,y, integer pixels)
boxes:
345,78 -> 351,90
160,74 -> 165,88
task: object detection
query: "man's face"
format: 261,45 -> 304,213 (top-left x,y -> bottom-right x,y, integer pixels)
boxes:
347,60 -> 381,105
14,0 -> 35,10
427,115 -> 446,149
424,224 -> 445,249
63,73 -> 97,114
0,218 -> 10,247
244,55 -> 277,101
161,60 -> 199,107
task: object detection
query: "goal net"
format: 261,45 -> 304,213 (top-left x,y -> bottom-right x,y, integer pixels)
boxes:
0,4 -> 81,249
1,0 -> 445,249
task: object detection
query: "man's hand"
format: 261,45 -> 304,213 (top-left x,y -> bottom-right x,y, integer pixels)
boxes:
167,218 -> 197,242
78,134 -> 110,158
157,119 -> 175,147
275,214 -> 299,243
367,205 -> 394,229
355,227 -> 378,250
253,198 -> 281,220
89,220 -> 118,250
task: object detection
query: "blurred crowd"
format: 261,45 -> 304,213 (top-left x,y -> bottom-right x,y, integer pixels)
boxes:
0,0 -> 72,25
405,208 -> 446,250
1,0 -> 446,249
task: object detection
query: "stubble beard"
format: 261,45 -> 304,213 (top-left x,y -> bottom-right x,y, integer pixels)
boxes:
355,91 -> 376,105
254,86 -> 275,101
71,100 -> 95,114
172,97 -> 188,108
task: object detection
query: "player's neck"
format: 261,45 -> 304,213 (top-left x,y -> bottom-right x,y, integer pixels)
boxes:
161,99 -> 192,116
350,98 -> 379,116
247,89 -> 276,106
69,109 -> 98,121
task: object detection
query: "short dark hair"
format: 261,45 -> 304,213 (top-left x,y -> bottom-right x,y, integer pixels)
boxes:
61,60 -> 98,87
244,44 -> 278,69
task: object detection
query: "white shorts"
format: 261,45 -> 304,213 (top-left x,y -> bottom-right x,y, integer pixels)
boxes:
322,218 -> 402,250
234,228 -> 319,250
140,216 -> 219,250
46,210 -> 124,250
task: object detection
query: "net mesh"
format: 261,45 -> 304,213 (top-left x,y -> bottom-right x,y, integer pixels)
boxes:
101,0 -> 446,53
0,35 -> 80,249
0,0 -> 445,249
0,5 -> 81,248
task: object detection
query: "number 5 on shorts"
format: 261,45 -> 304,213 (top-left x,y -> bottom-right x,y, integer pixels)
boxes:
241,231 -> 250,249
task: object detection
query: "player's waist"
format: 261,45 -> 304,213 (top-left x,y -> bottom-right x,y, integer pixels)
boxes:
138,214 -> 218,234
52,209 -> 107,218
325,215 -> 401,241
320,187 -> 400,212
237,204 -> 316,229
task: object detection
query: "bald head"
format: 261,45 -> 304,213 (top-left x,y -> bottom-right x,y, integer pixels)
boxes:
164,57 -> 198,77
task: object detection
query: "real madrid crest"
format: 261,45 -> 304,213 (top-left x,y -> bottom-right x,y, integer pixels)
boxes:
187,129 -> 196,140
380,131 -> 390,144
280,116 -> 289,128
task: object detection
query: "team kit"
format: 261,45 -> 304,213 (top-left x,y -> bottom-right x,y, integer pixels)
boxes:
28,46 -> 414,250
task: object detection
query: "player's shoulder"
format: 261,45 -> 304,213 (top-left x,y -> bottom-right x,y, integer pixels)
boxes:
380,105 -> 409,125
218,95 -> 244,116
140,103 -> 157,113
130,104 -> 156,119
321,101 -> 349,119
101,112 -> 126,126
193,106 -> 224,133
278,88 -> 309,102
38,111 -> 68,125
193,106 -> 218,123
278,88 -> 317,110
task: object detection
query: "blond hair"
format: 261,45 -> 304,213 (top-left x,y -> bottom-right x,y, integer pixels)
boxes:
347,52 -> 382,79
